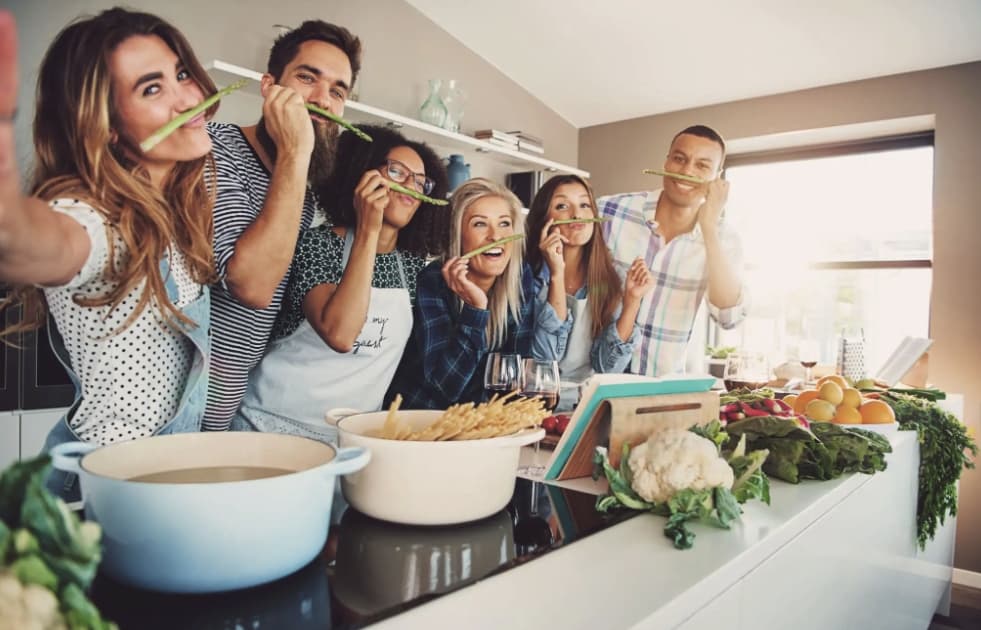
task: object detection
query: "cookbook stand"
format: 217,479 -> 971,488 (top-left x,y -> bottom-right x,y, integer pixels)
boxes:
543,375 -> 718,481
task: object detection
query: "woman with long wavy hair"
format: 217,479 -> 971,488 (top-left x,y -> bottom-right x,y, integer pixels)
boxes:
386,178 -> 560,410
0,8 -> 217,499
525,175 -> 654,410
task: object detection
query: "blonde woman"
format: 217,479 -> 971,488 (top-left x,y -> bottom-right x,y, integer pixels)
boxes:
0,9 -> 216,498
386,178 -> 557,409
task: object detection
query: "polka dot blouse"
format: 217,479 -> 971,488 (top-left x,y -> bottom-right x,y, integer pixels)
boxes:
43,199 -> 202,445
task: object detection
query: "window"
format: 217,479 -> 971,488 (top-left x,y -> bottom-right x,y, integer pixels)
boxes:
710,134 -> 933,377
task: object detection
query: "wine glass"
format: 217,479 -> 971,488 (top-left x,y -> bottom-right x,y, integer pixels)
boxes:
484,353 -> 523,401
723,352 -> 771,392
798,340 -> 821,386
520,359 -> 561,413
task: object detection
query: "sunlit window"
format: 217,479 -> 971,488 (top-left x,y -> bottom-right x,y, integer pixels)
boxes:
710,135 -> 933,377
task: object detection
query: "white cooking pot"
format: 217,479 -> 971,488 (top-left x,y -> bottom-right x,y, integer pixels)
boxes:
51,432 -> 369,593
338,410 -> 544,525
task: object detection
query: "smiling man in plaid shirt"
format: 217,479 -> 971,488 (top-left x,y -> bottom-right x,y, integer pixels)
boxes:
597,125 -> 746,376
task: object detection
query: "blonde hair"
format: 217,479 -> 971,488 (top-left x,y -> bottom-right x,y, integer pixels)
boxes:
3,8 -> 217,336
447,178 -> 525,349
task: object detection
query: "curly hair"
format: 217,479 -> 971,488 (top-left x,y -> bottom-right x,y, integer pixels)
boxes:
318,124 -> 449,257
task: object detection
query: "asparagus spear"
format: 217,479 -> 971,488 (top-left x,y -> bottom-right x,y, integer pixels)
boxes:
460,234 -> 524,259
384,181 -> 448,206
551,217 -> 610,226
641,168 -> 708,185
139,80 -> 247,152
305,103 -> 373,142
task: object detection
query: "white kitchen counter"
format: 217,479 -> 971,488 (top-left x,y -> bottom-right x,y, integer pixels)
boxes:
374,430 -> 952,629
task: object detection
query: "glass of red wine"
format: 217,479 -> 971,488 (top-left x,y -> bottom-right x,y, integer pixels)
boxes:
722,352 -> 771,393
521,359 -> 561,412
798,340 -> 821,386
484,352 -> 523,401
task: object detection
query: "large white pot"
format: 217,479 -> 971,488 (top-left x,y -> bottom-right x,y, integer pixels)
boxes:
338,410 -> 543,525
51,432 -> 369,593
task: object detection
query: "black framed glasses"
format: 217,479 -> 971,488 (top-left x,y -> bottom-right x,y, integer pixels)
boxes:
382,159 -> 435,196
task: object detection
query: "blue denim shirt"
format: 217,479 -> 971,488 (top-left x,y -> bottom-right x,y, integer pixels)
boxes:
42,256 -> 210,501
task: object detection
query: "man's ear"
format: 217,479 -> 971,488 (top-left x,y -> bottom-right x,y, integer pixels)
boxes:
260,73 -> 275,98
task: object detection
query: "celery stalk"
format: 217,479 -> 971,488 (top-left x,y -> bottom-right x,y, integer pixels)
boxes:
460,234 -> 524,260
305,103 -> 372,142
384,181 -> 448,206
641,168 -> 708,185
139,80 -> 247,152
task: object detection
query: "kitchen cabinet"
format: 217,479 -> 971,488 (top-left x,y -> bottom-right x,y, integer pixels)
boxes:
206,60 -> 589,179
0,411 -> 18,470
20,407 -> 66,460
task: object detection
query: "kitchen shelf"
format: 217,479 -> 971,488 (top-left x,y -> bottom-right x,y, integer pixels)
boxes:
207,60 -> 588,178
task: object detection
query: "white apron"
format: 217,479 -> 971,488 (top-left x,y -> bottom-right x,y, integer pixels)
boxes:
557,292 -> 594,412
239,230 -> 413,442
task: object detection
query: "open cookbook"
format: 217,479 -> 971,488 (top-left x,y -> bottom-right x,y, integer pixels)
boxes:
541,374 -> 716,481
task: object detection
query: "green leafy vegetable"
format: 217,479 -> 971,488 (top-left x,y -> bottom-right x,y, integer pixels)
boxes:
139,79 -> 247,152
384,180 -> 449,206
882,391 -> 977,548
304,103 -> 373,142
0,455 -> 116,629
641,168 -> 708,185
460,234 -> 525,259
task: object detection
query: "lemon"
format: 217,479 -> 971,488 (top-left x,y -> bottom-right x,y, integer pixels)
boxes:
817,374 -> 848,390
783,394 -> 798,409
805,399 -> 836,423
840,388 -> 863,409
818,381 -> 844,406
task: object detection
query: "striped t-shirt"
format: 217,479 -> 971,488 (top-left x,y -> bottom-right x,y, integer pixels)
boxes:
203,122 -> 322,431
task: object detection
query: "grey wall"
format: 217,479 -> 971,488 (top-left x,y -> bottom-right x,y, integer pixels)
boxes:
6,0 -> 578,179
581,61 -> 981,572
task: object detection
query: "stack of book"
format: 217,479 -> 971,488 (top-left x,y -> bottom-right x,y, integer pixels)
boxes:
473,129 -> 545,155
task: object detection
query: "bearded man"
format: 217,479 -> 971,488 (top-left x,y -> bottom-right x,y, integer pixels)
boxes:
205,20 -> 362,430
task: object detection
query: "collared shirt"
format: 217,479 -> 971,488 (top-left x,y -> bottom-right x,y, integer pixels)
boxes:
386,261 -> 540,410
597,189 -> 746,376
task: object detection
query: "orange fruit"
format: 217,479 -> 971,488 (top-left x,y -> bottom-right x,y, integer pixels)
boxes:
817,374 -> 848,390
805,399 -> 836,422
793,390 -> 820,415
833,405 -> 862,425
840,388 -> 863,409
783,394 -> 799,409
818,382 -> 844,406
860,399 -> 896,424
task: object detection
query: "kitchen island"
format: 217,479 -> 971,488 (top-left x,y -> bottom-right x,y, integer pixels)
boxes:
90,429 -> 952,629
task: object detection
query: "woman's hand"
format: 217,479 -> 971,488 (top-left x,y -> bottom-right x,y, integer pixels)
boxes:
624,257 -> 655,302
442,256 -> 488,310
352,170 -> 388,236
538,218 -> 567,276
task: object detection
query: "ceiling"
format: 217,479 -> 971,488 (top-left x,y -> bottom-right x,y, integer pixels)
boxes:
405,0 -> 981,128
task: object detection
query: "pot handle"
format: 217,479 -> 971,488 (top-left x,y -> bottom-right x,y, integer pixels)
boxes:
328,446 -> 371,476
50,441 -> 98,474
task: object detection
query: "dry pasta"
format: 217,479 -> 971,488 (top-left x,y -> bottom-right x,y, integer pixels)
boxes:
373,391 -> 548,440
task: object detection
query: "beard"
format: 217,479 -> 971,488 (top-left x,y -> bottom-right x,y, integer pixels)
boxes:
255,117 -> 339,191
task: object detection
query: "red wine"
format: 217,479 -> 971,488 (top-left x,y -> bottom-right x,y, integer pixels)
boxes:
724,379 -> 768,392
800,361 -> 817,368
521,391 -> 559,412
484,385 -> 510,401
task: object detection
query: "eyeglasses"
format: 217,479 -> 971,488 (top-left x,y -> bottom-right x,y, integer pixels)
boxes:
382,159 -> 435,196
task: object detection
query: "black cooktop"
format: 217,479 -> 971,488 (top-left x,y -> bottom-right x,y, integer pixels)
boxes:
90,478 -> 636,629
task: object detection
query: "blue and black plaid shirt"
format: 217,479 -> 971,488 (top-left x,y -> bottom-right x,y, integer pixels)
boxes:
386,260 -> 539,410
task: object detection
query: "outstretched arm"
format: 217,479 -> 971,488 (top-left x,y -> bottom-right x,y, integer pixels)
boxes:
0,11 -> 89,286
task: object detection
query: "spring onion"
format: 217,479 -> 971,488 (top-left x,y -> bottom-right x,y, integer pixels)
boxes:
641,168 -> 707,185
460,234 -> 524,259
305,103 -> 372,142
384,181 -> 448,206
139,80 -> 247,152
551,217 -> 610,226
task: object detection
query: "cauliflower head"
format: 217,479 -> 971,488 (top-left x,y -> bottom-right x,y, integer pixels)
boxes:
627,429 -> 734,504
